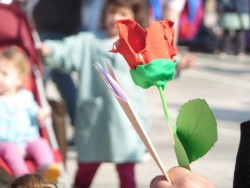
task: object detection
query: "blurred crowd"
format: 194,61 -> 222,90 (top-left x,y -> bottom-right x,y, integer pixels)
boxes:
2,0 -> 250,54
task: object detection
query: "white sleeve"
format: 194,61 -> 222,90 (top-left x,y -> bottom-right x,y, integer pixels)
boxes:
162,0 -> 186,12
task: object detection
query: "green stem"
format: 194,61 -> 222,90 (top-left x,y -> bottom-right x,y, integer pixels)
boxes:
158,86 -> 174,130
158,86 -> 190,169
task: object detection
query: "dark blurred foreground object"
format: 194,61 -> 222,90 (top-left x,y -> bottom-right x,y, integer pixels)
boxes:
233,120 -> 250,188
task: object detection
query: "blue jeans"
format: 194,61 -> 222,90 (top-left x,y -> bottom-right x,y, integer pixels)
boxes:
39,31 -> 77,126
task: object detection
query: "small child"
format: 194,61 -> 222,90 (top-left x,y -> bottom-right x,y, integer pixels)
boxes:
40,0 -> 150,187
0,46 -> 60,182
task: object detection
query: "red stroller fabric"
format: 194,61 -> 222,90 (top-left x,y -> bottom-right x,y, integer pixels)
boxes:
0,2 -> 62,176
0,3 -> 43,98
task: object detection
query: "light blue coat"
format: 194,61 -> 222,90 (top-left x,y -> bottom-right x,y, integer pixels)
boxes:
0,89 -> 40,147
44,31 -> 149,163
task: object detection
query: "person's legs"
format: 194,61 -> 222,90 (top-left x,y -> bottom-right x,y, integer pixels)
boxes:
51,70 -> 77,126
26,138 -> 61,182
220,29 -> 232,54
234,29 -> 246,55
0,142 -> 28,177
74,162 -> 101,188
26,138 -> 54,166
116,162 -> 136,188
48,99 -> 67,161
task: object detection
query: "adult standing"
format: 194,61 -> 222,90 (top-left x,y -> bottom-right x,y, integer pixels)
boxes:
33,0 -> 82,160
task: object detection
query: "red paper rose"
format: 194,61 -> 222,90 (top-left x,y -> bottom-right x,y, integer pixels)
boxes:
110,19 -> 177,69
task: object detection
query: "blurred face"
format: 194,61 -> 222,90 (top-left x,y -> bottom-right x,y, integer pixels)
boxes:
104,4 -> 135,37
0,58 -> 22,96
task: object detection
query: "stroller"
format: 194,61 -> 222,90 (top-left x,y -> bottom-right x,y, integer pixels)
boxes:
0,2 -> 70,187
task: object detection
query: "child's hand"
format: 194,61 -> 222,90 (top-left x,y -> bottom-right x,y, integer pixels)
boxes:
38,43 -> 52,57
176,52 -> 196,71
37,107 -> 51,124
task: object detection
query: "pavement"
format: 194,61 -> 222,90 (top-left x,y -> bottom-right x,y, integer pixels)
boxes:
49,51 -> 250,188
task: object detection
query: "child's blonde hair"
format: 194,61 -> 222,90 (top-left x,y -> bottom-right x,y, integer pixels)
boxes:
0,46 -> 31,87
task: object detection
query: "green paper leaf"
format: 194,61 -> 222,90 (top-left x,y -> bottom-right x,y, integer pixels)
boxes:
130,59 -> 176,89
176,99 -> 217,163
173,133 -> 191,170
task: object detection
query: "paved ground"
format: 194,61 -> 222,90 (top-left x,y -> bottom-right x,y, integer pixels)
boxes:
53,52 -> 250,188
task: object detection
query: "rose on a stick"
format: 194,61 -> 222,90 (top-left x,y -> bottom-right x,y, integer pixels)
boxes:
110,18 -> 217,170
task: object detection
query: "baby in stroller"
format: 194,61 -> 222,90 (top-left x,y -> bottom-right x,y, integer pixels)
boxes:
0,46 -> 61,182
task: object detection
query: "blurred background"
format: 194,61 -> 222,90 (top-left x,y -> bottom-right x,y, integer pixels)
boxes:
1,0 -> 250,187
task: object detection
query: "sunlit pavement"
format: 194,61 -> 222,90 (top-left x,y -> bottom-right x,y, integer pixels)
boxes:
60,52 -> 250,188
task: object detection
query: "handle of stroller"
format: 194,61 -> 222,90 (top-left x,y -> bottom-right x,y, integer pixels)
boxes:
32,30 -> 42,50
33,66 -> 72,187
33,65 -> 59,151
